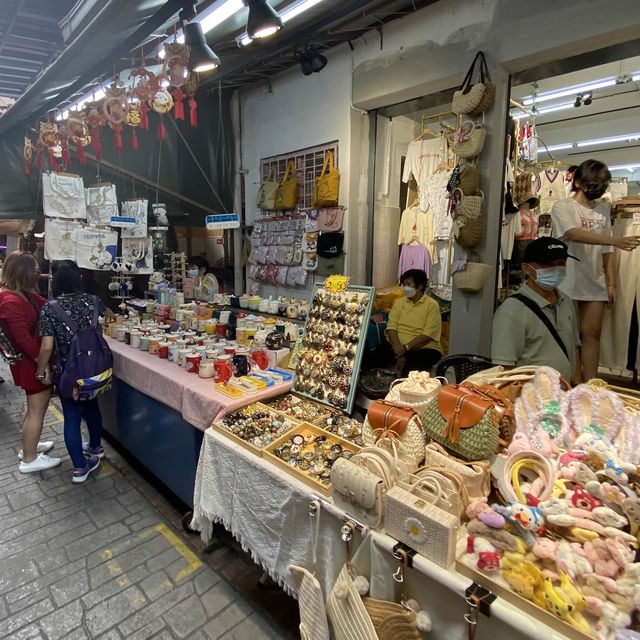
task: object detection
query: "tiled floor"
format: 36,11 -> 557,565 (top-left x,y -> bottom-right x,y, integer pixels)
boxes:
0,364 -> 298,640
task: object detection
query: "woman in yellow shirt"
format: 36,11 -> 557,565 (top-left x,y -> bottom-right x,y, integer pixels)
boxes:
386,269 -> 442,375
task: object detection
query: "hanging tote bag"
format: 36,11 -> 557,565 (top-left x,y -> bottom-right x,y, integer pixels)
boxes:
314,151 -> 340,207
275,161 -> 299,210
42,172 -> 87,219
449,121 -> 486,159
452,260 -> 493,293
256,166 -> 280,210
451,51 -> 494,116
317,206 -> 345,232
85,183 -> 118,226
288,503 -> 331,640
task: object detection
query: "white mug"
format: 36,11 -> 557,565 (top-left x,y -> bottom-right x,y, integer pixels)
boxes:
198,359 -> 215,378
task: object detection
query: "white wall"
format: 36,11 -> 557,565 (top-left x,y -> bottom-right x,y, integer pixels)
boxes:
235,0 -> 640,352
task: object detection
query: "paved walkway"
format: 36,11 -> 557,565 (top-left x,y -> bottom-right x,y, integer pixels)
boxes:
0,364 -> 296,640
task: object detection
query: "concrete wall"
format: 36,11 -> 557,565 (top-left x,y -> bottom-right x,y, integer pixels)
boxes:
236,0 -> 640,353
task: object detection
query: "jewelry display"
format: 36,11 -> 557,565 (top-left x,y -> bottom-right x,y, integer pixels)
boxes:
265,394 -> 335,424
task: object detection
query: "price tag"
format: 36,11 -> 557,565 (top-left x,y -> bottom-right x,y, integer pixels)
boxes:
205,213 -> 240,230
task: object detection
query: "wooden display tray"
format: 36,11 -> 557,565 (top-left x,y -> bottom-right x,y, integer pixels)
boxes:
263,422 -> 360,496
210,403 -> 300,457
262,392 -> 339,427
456,539 -> 595,640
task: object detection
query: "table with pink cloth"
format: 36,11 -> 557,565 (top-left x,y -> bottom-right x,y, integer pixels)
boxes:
106,337 -> 292,432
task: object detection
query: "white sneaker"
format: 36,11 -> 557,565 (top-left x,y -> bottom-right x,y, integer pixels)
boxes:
18,441 -> 54,461
19,453 -> 62,473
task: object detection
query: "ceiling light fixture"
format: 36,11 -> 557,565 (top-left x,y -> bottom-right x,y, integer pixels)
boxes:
576,132 -> 640,147
296,44 -> 327,75
522,76 -> 618,105
538,143 -> 574,153
510,101 -> 575,119
243,0 -> 283,39
183,21 -> 221,72
237,0 -> 324,47
608,163 -> 640,171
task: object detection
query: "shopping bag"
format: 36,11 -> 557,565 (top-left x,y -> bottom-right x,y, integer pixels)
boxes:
313,151 -> 340,207
42,172 -> 86,219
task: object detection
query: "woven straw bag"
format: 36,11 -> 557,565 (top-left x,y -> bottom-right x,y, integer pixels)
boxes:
452,261 -> 492,293
451,51 -> 494,116
421,383 -> 501,460
458,163 -> 481,195
385,372 -> 444,410
384,483 -> 458,568
362,598 -> 421,640
449,121 -> 486,159
327,565 -> 378,640
453,213 -> 483,249
403,467 -> 470,519
423,442 -> 490,498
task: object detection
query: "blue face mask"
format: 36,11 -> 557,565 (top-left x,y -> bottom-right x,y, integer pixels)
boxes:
533,266 -> 566,291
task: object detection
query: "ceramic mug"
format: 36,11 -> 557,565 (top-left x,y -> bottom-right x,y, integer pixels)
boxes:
178,348 -> 191,367
130,331 -> 142,349
115,327 -> 126,342
214,356 -> 233,383
232,354 -> 250,377
198,359 -> 215,378
148,338 -> 161,355
251,350 -> 269,370
139,336 -> 150,351
168,344 -> 180,363
158,342 -> 170,359
219,311 -> 231,324
186,354 -> 201,373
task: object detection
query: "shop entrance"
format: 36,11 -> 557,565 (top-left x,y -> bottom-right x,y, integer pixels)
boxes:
369,88 -> 457,355
501,45 -> 640,380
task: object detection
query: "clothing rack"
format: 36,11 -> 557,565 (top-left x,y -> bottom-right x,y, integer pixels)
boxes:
420,110 -> 458,133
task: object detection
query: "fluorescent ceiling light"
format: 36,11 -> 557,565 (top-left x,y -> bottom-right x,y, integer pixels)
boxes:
633,73 -> 640,82
522,76 -> 617,105
609,163 -> 640,171
238,0 -> 324,46
511,101 -> 575,118
576,132 -> 640,147
538,143 -> 574,153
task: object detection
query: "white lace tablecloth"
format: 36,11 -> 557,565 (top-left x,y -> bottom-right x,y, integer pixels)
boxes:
106,337 -> 291,431
191,427 -> 352,596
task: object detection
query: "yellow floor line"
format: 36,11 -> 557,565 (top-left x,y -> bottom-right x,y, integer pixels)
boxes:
153,523 -> 203,582
48,403 -> 64,422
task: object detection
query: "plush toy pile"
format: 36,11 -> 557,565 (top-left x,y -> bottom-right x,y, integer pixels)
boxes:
461,367 -> 640,640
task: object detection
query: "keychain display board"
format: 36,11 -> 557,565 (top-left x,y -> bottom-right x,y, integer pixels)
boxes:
293,282 -> 374,414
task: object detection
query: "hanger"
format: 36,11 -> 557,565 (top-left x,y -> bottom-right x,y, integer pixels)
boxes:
414,125 -> 438,141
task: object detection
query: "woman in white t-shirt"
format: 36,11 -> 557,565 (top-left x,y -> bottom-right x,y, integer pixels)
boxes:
551,159 -> 640,381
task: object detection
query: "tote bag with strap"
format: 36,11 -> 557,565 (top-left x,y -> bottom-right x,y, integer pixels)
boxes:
275,161 -> 299,210
256,166 -> 279,210
314,151 -> 340,207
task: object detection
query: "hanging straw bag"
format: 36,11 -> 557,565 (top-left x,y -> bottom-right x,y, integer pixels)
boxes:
288,503 -> 331,640
453,188 -> 483,219
275,161 -> 299,210
457,163 -> 481,195
314,151 -> 340,207
451,51 -> 494,116
449,121 -> 486,159
452,260 -> 493,293
256,166 -> 279,210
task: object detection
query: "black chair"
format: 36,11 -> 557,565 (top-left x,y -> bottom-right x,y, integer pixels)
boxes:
434,354 -> 493,383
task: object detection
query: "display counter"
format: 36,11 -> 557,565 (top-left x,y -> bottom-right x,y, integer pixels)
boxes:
190,427 -> 570,640
100,337 -> 291,507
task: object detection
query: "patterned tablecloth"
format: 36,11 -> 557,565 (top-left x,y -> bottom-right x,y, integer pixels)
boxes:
106,337 -> 291,431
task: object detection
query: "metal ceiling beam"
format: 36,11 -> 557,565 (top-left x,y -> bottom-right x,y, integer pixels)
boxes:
0,0 -> 29,56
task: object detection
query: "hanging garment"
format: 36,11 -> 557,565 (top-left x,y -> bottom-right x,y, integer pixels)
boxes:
430,240 -> 452,287
398,243 -> 431,279
601,215 -> 640,370
44,219 -> 81,261
501,212 -> 522,260
397,206 -> 427,245
76,227 -> 118,271
402,137 -> 446,212
424,172 -> 452,240
513,171 -> 536,208
42,173 -> 87,219
552,197 -> 613,302
538,169 -> 566,214
515,208 -> 538,241
85,184 -> 118,226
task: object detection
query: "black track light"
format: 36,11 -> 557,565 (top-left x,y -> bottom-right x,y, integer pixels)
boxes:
296,45 -> 328,76
243,0 -> 283,40
183,21 -> 220,72
574,94 -> 582,108
583,91 -> 593,106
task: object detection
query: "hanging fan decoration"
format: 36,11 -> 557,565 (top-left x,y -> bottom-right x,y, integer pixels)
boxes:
102,82 -> 127,153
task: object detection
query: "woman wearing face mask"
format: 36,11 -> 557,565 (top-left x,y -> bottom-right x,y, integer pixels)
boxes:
386,269 -> 442,376
492,237 -> 580,382
551,159 -> 640,380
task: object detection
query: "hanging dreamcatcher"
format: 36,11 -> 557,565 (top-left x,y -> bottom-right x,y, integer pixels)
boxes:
129,66 -> 160,130
163,41 -> 189,87
38,121 -> 62,170
86,99 -> 106,161
65,110 -> 91,165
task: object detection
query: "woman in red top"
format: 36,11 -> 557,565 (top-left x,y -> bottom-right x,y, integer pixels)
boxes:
0,251 -> 60,473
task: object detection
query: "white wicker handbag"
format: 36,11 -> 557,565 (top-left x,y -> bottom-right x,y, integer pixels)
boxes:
423,442 -> 490,498
385,371 -> 444,409
289,503 -> 331,640
384,481 -> 459,568
448,121 -> 486,159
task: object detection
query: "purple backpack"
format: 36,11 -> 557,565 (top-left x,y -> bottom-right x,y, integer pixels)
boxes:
50,296 -> 113,401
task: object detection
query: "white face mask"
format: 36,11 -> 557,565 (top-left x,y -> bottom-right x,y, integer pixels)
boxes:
403,286 -> 417,298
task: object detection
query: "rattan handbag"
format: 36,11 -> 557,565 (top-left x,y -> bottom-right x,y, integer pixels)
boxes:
384,482 -> 459,568
451,51 -> 494,116
421,383 -> 502,460
453,212 -> 483,249
384,371 -> 444,411
449,121 -> 486,159
457,163 -> 481,195
423,442 -> 490,498
362,598 -> 421,640
362,400 -> 425,469
289,505 -> 331,640
453,188 -> 483,219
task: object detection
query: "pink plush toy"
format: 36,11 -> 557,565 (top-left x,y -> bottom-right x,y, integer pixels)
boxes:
556,539 -> 593,580
531,537 -> 557,562
583,539 -> 632,580
465,498 -> 506,529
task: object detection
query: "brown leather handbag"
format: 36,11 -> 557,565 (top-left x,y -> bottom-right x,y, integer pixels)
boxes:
367,400 -> 416,437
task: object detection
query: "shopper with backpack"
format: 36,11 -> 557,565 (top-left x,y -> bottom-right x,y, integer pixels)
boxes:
36,261 -> 113,483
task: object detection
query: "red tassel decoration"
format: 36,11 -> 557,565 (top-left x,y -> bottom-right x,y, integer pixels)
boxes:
157,118 -> 166,141
76,144 -> 86,165
189,98 -> 198,128
131,128 -> 138,151
35,152 -> 44,170
140,103 -> 150,130
172,88 -> 186,121
90,127 -> 103,162
114,124 -> 123,154
24,159 -> 31,176
55,162 -> 61,173
47,148 -> 55,167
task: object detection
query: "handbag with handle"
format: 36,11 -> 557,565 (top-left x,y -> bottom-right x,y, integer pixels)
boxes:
421,382 -> 504,460
256,166 -> 279,210
42,172 -> 87,219
423,442 -> 490,498
314,150 -> 340,207
408,466 -> 470,519
317,206 -> 344,232
453,188 -> 483,219
457,163 -> 481,195
448,121 -> 486,159
288,503 -> 331,640
451,51 -> 494,116
362,400 -> 425,469
275,161 -> 299,210
453,213 -> 483,249
362,598 -> 421,640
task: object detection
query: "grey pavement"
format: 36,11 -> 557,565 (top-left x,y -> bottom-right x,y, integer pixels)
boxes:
0,364 -> 294,640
